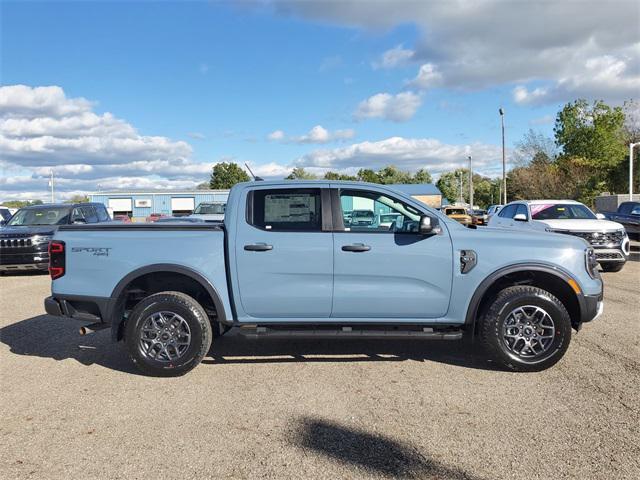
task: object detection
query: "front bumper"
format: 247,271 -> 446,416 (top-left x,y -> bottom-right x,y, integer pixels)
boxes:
581,293 -> 604,323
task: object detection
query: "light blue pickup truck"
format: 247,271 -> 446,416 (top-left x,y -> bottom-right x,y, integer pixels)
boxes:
45,181 -> 603,376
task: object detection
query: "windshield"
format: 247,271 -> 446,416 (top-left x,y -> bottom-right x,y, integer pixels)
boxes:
531,204 -> 596,220
193,203 -> 225,214
7,207 -> 72,226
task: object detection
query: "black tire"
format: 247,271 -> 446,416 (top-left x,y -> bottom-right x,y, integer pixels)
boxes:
124,291 -> 212,377
600,262 -> 625,273
479,286 -> 572,372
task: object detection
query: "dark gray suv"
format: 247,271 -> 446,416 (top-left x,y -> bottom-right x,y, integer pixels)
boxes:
0,202 -> 111,273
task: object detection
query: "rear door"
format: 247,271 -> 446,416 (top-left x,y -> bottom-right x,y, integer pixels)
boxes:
332,187 -> 453,319
234,187 -> 334,319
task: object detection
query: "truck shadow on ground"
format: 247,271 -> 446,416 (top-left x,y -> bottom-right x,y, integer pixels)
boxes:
0,315 -> 503,375
290,416 -> 486,480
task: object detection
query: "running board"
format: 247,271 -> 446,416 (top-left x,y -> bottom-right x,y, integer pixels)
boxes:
237,325 -> 463,340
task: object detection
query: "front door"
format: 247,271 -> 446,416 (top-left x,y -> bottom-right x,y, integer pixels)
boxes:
332,187 -> 453,319
235,187 -> 334,319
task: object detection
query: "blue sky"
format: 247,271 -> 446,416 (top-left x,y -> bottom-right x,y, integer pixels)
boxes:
1,1 -> 638,200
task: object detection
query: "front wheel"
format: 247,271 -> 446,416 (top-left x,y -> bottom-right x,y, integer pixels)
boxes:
600,262 -> 625,273
479,286 -> 572,372
125,291 -> 212,377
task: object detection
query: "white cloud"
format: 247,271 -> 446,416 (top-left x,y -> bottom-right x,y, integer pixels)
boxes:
267,129 -> 285,141
187,132 -> 206,140
354,92 -> 422,122
267,1 -> 640,104
513,53 -> 640,106
267,125 -> 356,144
372,45 -> 414,69
295,136 -> 504,175
408,63 -> 443,90
0,85 -> 222,201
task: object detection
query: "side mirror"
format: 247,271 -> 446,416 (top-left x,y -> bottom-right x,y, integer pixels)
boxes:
513,213 -> 528,222
419,215 -> 440,234
0,220 -> 5,227
595,213 -> 606,220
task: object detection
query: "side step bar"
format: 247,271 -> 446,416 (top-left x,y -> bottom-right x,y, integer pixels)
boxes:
238,325 -> 463,340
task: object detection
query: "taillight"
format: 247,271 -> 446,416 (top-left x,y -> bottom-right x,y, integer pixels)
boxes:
48,240 -> 65,280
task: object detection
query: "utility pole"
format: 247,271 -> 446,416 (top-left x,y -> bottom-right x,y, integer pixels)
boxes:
468,155 -> 473,209
458,172 -> 464,203
631,142 -> 640,201
499,108 -> 507,204
49,169 -> 55,203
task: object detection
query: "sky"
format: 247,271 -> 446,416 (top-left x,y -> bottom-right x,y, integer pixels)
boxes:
1,0 -> 639,201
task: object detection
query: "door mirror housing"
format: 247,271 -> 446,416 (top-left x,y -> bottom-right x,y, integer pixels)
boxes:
513,213 -> 527,222
419,215 -> 440,234
595,213 -> 606,220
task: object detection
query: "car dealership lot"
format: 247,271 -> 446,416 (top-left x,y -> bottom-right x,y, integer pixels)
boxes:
1,261 -> 639,480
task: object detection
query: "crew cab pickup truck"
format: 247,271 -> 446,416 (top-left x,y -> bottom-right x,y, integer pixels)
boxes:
603,201 -> 640,240
45,181 -> 604,376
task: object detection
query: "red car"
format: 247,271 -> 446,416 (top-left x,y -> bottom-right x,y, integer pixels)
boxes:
145,213 -> 167,223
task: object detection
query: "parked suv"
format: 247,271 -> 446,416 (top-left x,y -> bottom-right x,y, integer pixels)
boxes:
0,202 -> 111,273
488,200 -> 630,272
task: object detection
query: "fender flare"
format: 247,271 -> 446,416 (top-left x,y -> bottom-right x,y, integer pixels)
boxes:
107,263 -> 229,341
464,262 -> 585,327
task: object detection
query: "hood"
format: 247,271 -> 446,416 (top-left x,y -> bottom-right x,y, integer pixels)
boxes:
0,225 -> 57,236
189,213 -> 224,221
535,218 -> 624,232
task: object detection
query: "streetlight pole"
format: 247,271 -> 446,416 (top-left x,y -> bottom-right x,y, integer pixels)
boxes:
630,142 -> 640,201
499,108 -> 506,204
468,155 -> 473,209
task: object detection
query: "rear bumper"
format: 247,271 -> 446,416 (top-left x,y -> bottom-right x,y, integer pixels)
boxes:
44,295 -> 110,323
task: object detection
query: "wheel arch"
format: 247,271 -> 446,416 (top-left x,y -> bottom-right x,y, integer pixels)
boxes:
465,263 -> 584,331
107,263 -> 228,341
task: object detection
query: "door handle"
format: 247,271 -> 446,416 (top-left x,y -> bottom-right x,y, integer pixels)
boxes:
341,243 -> 371,252
244,243 -> 273,252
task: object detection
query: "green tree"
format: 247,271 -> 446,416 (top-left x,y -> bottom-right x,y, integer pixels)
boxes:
285,167 -> 318,180
411,168 -> 433,184
209,162 -> 250,189
356,168 -> 380,183
323,171 -> 357,180
436,169 -> 498,208
1,200 -> 43,208
64,195 -> 89,204
554,99 -> 626,191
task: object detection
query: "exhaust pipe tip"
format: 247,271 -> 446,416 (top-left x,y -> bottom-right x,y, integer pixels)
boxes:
79,326 -> 89,336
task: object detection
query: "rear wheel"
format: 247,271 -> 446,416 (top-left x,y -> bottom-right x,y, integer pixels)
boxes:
600,262 -> 624,273
479,286 -> 572,372
125,291 -> 212,377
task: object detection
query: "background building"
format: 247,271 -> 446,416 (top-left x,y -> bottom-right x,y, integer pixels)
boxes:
89,189 -> 229,220
388,184 -> 443,208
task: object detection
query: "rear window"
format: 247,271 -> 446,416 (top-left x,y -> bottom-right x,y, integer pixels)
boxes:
446,208 -> 466,215
248,188 -> 322,231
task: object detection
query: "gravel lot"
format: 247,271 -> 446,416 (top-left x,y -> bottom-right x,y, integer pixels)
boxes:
1,258 -> 639,480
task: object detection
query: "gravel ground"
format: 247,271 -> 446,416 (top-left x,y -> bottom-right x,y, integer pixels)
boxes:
1,259 -> 639,480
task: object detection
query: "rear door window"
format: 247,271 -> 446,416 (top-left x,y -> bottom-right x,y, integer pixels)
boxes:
248,188 -> 322,231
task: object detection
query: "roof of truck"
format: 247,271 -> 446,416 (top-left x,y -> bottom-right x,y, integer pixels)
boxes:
238,180 -> 441,193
